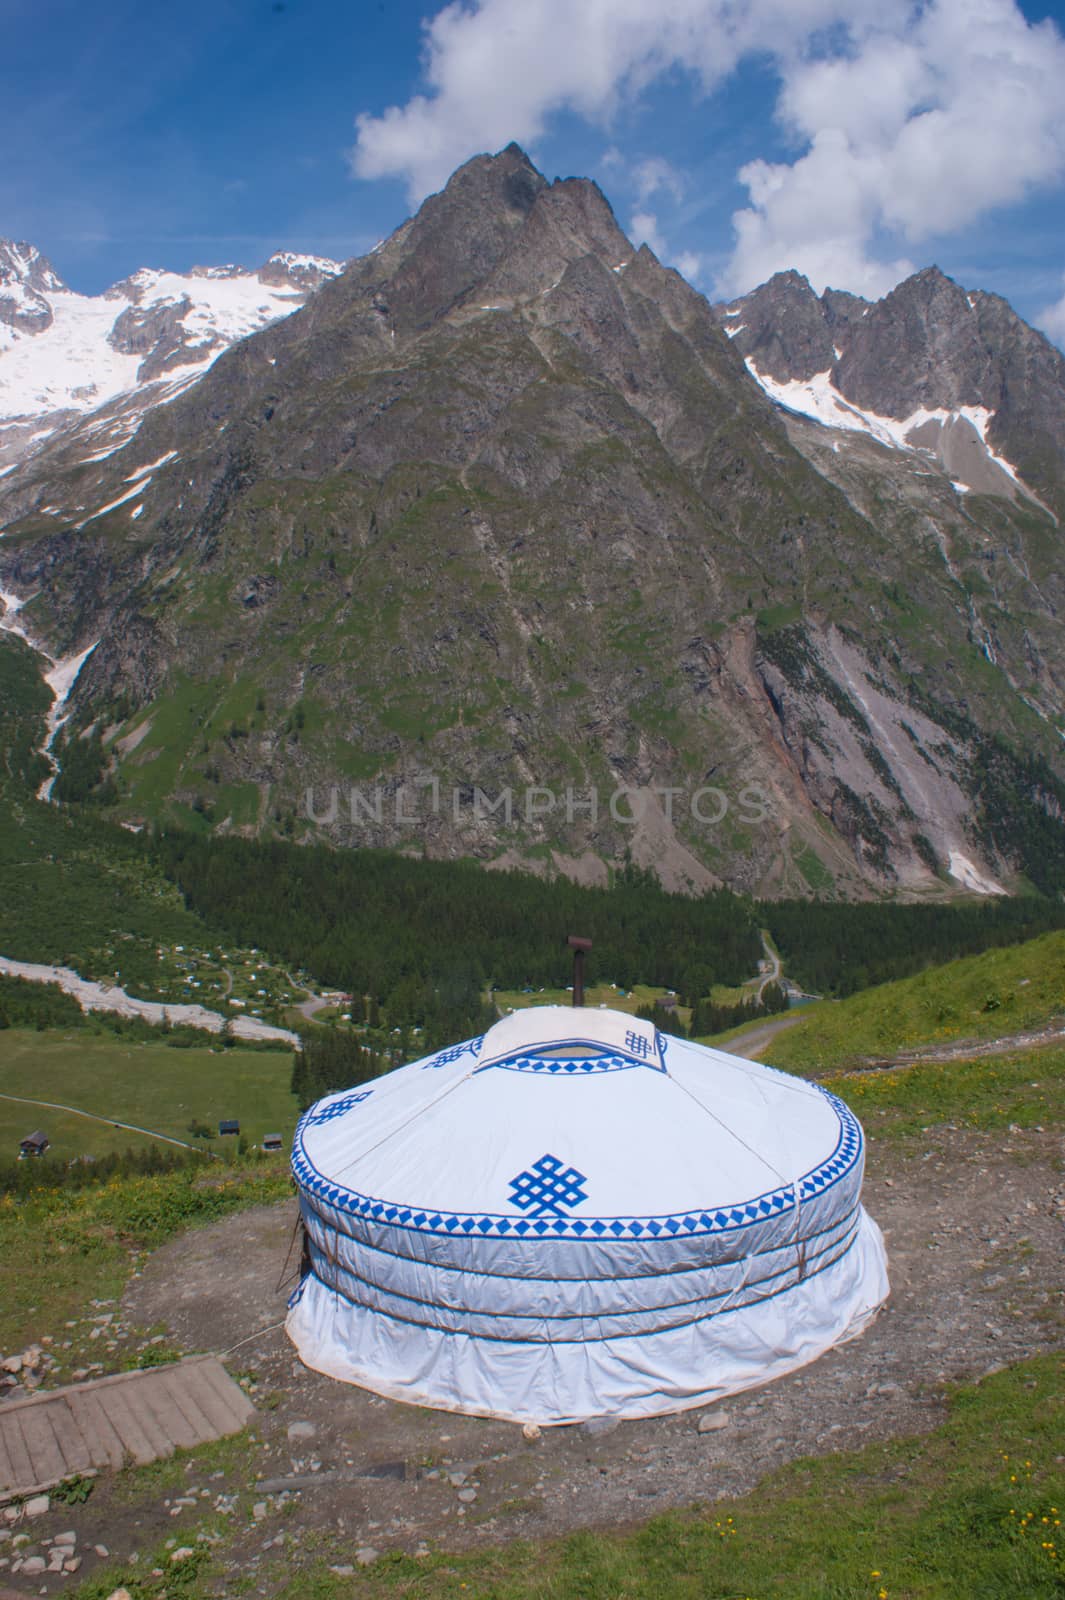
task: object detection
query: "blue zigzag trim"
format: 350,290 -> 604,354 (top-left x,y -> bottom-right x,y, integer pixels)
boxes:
292,1086 -> 863,1242
476,1051 -> 643,1075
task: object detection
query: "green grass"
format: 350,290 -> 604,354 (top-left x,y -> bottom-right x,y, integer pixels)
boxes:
829,1042 -> 1065,1141
762,930 -> 1065,1075
794,841 -> 837,894
249,1357 -> 1064,1600
0,1028 -> 299,1164
0,1158 -> 292,1353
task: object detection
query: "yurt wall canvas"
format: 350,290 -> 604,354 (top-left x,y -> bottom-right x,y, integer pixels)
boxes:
287,1006 -> 888,1423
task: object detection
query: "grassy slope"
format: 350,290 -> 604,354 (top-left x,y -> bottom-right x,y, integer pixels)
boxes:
0,1160 -> 292,1356
837,1042 -> 1065,1141
0,1029 -> 299,1163
10,951 -> 1056,1599
257,1359 -> 1063,1600
0,634 -> 218,988
58,1021 -> 1065,1597
760,929 -> 1065,1074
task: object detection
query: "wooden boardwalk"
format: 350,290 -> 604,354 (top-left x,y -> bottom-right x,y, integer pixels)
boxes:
0,1355 -> 255,1501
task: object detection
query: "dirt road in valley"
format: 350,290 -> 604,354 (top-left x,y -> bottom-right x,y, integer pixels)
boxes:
726,1012 -> 803,1058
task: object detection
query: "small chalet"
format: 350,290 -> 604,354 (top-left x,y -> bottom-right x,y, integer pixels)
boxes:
19,1130 -> 49,1159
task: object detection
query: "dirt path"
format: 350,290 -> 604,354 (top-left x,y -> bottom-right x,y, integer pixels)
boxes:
730,1012 -> 1065,1073
727,1012 -> 803,1058
0,1090 -> 215,1156
113,1121 -> 1063,1587
755,930 -> 781,999
286,972 -> 330,1025
849,1017 -> 1065,1072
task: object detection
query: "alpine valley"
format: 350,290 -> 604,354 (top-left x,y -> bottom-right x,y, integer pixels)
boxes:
2,144 -> 1065,899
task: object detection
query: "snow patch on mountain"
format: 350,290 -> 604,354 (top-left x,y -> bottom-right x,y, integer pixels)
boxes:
76,483 -> 145,529
0,584 -> 35,647
0,242 -> 344,467
37,642 -> 99,802
746,361 -> 1029,498
123,450 -> 179,482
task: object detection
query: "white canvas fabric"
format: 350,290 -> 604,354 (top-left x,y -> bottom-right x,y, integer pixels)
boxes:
287,1005 -> 889,1422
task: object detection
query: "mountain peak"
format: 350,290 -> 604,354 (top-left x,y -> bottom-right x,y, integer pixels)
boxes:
257,251 -> 345,291
0,239 -> 66,335
717,269 -> 835,380
439,143 -> 547,213
885,263 -> 966,306
3,150 -> 1065,900
0,239 -> 66,294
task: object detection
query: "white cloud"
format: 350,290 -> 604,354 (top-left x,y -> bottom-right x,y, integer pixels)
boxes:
726,0 -> 1065,295
729,131 -> 916,298
350,0 -> 1065,300
632,157 -> 684,206
629,209 -> 704,284
629,209 -> 667,256
1036,277 -> 1065,350
350,0 -> 887,201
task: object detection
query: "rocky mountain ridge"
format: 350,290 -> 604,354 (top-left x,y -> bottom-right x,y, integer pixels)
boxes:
1,146 -> 1063,900
717,267 -> 1065,513
0,241 -> 343,471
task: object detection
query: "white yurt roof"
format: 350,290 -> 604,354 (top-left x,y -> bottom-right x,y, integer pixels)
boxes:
287,1004 -> 888,1423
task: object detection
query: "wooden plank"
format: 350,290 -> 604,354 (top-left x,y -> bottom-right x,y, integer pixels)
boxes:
196,1360 -> 256,1430
166,1370 -> 227,1445
102,1386 -> 164,1467
0,1359 -> 259,1497
0,1416 -> 35,1493
121,1381 -> 176,1461
53,1395 -> 100,1474
64,1389 -> 126,1472
14,1403 -> 65,1486
156,1370 -> 217,1447
177,1366 -> 237,1436
136,1374 -> 200,1452
0,1421 -> 18,1495
44,1401 -> 91,1476
189,1362 -> 254,1432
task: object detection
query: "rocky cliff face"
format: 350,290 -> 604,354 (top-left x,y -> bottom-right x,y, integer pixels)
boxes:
1,147 -> 1063,899
719,266 -> 1065,517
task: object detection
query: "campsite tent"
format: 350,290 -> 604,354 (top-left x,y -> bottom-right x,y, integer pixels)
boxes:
287,1005 -> 888,1423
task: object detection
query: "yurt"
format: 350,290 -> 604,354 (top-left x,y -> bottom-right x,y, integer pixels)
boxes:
287,1005 -> 888,1423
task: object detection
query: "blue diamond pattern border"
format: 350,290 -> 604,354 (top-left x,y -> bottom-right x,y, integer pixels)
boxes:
292,1086 -> 863,1241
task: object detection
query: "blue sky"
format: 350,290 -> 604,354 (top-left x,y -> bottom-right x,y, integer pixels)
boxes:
5,0 -> 1065,340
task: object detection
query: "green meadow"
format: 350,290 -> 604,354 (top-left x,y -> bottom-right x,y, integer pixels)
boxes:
759,929 -> 1065,1075
0,1028 -> 299,1165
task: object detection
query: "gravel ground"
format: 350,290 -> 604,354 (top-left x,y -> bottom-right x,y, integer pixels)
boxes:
109,1121 -> 1065,1583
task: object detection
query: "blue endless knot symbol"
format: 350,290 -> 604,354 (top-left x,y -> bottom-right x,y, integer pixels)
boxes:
508,1153 -> 588,1217
625,1030 -> 652,1058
